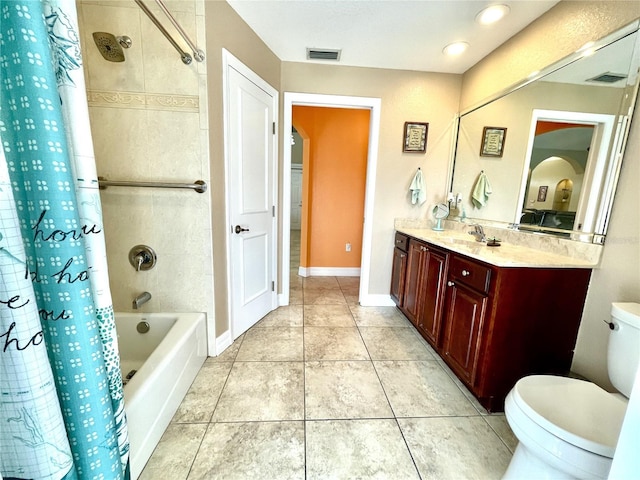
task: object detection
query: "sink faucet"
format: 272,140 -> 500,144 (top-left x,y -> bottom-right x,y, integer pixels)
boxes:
468,224 -> 487,242
132,291 -> 152,309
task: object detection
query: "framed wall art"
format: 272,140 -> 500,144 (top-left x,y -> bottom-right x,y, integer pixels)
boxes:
403,122 -> 428,153
480,126 -> 507,157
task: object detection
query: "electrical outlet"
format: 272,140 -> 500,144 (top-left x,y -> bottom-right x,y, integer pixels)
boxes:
346,242 -> 351,252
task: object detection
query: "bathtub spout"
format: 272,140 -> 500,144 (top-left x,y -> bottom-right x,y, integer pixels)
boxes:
132,291 -> 152,309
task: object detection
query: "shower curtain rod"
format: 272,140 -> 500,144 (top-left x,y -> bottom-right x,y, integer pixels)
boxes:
134,0 -> 205,65
98,177 -> 208,194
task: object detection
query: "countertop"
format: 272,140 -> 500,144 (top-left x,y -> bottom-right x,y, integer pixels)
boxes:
396,227 -> 597,269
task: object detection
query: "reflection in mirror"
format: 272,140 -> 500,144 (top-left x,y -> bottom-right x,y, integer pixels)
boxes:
449,20 -> 640,243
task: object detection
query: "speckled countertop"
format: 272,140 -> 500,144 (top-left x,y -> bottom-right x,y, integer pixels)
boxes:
395,225 -> 599,269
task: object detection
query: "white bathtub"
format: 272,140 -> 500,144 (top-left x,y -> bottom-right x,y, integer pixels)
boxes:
116,312 -> 207,480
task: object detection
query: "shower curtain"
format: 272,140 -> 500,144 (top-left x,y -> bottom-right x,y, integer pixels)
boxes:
0,1 -> 129,479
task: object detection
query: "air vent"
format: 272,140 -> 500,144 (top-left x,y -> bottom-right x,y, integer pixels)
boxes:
586,72 -> 627,84
306,48 -> 341,61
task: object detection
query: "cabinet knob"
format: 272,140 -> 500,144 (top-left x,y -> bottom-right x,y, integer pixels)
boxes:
462,270 -> 470,276
421,246 -> 427,252
447,281 -> 454,287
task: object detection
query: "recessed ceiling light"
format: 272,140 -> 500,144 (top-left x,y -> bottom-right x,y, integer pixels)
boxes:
475,5 -> 510,25
443,42 -> 469,56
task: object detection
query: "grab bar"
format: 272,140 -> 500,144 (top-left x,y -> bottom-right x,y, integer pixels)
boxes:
154,0 -> 205,62
134,0 -> 204,65
98,177 -> 207,194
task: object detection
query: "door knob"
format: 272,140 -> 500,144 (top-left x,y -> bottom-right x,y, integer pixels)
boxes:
235,225 -> 249,234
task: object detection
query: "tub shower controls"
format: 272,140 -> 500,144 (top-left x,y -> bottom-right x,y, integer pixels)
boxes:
129,245 -> 157,271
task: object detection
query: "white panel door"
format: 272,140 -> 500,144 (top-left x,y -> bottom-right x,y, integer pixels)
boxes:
228,65 -> 277,339
290,167 -> 302,230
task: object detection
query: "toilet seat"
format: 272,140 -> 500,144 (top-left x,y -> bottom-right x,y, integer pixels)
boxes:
511,375 -> 628,457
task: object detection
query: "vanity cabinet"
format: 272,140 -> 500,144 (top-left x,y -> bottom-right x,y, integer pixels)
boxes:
391,232 -> 592,412
397,238 -> 449,346
441,256 -> 491,386
390,233 -> 408,307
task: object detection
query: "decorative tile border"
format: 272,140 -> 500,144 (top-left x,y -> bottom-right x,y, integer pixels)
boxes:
87,90 -> 199,112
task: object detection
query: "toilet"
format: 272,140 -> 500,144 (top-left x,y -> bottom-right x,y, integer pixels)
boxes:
503,302 -> 640,480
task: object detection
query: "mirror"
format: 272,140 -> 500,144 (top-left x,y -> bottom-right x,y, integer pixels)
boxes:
449,20 -> 640,243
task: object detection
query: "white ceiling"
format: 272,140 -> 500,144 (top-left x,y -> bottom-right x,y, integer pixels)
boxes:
226,0 -> 560,74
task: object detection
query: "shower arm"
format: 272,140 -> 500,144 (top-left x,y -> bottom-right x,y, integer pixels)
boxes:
134,0 -> 193,65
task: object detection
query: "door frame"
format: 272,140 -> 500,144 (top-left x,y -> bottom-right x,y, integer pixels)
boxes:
281,93 -> 382,306
222,49 -> 279,340
517,109 -> 615,240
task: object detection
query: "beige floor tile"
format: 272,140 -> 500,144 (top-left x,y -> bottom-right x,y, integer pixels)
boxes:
256,305 -> 304,327
360,327 -> 434,360
306,419 -> 420,479
399,417 -> 512,480
236,327 -> 303,361
350,305 -> 412,327
304,304 -> 356,327
337,276 -> 360,289
289,286 -> 304,305
304,287 -> 347,305
305,360 -> 392,419
304,277 -> 340,289
139,423 -> 207,480
213,362 -> 304,421
209,334 -> 243,363
304,326 -> 369,360
375,360 -> 477,416
172,361 -> 233,423
485,414 -> 518,452
187,421 -> 305,480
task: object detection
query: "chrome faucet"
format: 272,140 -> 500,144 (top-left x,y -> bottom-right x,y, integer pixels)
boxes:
132,291 -> 152,309
468,224 -> 487,242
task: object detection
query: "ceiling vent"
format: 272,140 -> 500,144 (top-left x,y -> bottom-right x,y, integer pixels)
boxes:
586,72 -> 627,84
306,48 -> 341,61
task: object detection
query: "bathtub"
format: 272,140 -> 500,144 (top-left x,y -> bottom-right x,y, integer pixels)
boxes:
116,312 -> 207,480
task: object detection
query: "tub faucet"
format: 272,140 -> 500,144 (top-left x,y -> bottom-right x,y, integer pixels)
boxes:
468,224 -> 487,242
132,291 -> 152,309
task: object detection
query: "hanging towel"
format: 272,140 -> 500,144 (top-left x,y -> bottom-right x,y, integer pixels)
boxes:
472,171 -> 492,208
409,169 -> 426,206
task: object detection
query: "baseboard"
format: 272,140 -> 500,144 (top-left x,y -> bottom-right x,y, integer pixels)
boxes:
298,266 -> 361,277
214,329 -> 232,357
358,294 -> 396,307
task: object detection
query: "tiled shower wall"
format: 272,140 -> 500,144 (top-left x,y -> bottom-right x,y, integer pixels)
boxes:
76,1 -> 214,328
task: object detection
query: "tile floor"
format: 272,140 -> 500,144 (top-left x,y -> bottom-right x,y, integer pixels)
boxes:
139,234 -> 517,479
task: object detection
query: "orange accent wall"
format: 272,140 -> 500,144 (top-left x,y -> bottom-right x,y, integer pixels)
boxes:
292,106 -> 370,269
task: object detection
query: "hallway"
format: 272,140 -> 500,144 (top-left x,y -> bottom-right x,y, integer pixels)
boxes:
139,232 -> 516,479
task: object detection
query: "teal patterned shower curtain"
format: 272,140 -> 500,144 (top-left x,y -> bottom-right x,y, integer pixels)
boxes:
0,1 -> 129,479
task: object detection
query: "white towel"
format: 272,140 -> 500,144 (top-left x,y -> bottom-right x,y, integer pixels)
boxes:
409,169 -> 426,205
472,172 -> 492,208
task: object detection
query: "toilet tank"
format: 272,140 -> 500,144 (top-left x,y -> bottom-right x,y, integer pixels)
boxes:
608,302 -> 640,397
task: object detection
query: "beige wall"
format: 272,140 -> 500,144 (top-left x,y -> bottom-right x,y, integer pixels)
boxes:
77,1 -> 214,325
204,1 -> 281,337
282,63 -> 462,295
461,2 -> 640,389
461,1 -> 640,110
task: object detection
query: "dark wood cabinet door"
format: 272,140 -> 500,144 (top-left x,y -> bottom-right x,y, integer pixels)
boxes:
442,282 -> 488,386
390,247 -> 407,307
403,240 -> 427,325
417,249 -> 447,347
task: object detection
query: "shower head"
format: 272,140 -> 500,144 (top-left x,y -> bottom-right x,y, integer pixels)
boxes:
92,32 -> 132,62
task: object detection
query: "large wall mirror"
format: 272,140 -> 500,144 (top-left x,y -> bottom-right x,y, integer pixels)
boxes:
449,20 -> 640,244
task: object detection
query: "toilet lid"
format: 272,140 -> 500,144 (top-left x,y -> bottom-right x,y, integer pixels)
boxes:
512,375 -> 628,457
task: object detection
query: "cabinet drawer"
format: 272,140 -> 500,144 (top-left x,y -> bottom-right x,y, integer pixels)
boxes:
394,232 -> 409,252
449,256 -> 491,294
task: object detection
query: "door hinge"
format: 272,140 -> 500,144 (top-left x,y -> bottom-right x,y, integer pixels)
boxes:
272,205 -> 275,217
272,122 -> 276,135
271,281 -> 275,291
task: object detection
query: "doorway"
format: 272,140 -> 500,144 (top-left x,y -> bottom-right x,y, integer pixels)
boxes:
281,93 -> 382,307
